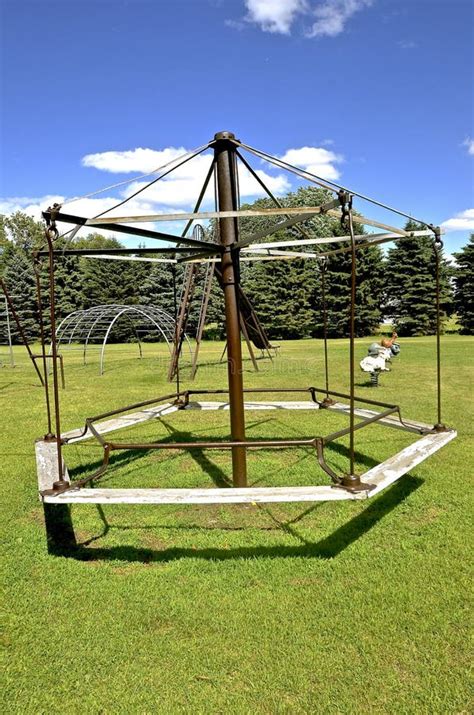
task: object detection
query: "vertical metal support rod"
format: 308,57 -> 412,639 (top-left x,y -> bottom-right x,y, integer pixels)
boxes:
171,263 -> 180,398
214,131 -> 247,487
45,232 -> 65,487
322,264 -> 329,395
33,256 -> 53,435
349,209 -> 356,474
59,354 -> 66,390
319,258 -> 334,407
343,204 -> 362,488
433,233 -> 445,430
3,293 -> 14,366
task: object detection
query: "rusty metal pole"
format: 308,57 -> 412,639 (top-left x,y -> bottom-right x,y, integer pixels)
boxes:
213,131 -> 247,487
45,230 -> 66,489
320,258 -> 335,408
432,229 -> 446,431
33,256 -> 53,436
342,202 -> 363,490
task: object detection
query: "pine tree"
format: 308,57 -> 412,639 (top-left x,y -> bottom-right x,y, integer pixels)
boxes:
240,186 -> 384,339
2,245 -> 39,342
138,260 -> 178,315
453,234 -> 474,334
384,222 -> 453,335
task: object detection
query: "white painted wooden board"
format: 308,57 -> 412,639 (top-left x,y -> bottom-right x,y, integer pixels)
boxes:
62,403 -> 179,443
60,399 -> 433,447
362,429 -> 457,496
35,440 -> 70,492
42,485 -> 355,504
185,400 -> 320,411
41,428 -> 456,505
187,400 -> 433,433
326,402 -> 432,434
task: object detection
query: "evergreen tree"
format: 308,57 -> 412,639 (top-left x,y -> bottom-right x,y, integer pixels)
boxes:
240,186 -> 385,339
138,260 -> 178,315
384,222 -> 453,335
79,235 -> 132,308
453,234 -> 474,334
0,217 -> 10,273
1,244 -> 39,342
78,235 -> 144,342
51,238 -> 83,322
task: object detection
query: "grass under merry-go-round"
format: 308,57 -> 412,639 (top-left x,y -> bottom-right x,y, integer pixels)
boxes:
1,335 -> 471,713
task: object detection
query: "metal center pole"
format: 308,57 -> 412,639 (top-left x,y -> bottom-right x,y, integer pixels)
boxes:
213,131 -> 247,487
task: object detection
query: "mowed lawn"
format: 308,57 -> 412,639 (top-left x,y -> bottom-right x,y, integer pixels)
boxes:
1,335 -> 472,713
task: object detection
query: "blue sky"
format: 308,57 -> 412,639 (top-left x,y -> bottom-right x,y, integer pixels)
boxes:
1,0 -> 473,255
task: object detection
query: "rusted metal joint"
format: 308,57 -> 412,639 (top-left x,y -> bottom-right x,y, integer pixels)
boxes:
309,387 -> 319,404
432,422 -> 448,433
45,203 -> 62,239
172,390 -> 190,409
337,190 -> 352,228
337,189 -> 349,207
51,477 -> 70,492
335,474 -> 376,494
429,224 -> 443,246
315,438 -> 342,485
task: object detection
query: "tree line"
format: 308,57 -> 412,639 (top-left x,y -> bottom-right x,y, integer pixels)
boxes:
1,186 -> 473,344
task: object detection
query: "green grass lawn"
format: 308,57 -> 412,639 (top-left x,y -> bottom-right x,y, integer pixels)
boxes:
1,336 -> 472,713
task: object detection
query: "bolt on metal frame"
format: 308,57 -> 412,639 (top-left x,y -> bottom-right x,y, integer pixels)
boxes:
35,131 -> 455,508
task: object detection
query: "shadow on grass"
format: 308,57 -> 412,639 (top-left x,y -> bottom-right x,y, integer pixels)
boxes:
67,416 -> 274,483
44,475 -> 422,561
68,436 -> 231,489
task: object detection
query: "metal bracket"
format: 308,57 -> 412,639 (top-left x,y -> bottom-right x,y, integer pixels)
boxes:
334,476 -> 376,494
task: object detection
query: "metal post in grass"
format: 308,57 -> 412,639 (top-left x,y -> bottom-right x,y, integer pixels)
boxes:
342,198 -> 370,492
213,131 -> 247,487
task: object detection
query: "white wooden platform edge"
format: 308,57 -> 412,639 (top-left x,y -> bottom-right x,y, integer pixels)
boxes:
61,400 -> 432,444
40,429 -> 456,505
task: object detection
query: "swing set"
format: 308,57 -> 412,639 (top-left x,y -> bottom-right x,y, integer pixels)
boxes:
33,131 -> 455,534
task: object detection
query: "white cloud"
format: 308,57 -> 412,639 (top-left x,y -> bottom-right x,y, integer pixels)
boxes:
81,147 -> 290,205
244,0 -> 307,34
307,0 -> 374,38
228,0 -> 373,38
122,162 -> 291,207
224,18 -> 246,31
1,141 -> 346,242
0,195 -> 65,222
397,39 -> 417,49
279,146 -> 343,180
463,137 -> 474,156
82,146 -> 194,175
0,195 -> 166,239
441,209 -> 474,232
0,147 -> 293,239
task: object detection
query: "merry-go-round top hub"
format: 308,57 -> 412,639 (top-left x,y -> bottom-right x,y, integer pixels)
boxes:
34,130 -> 456,513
